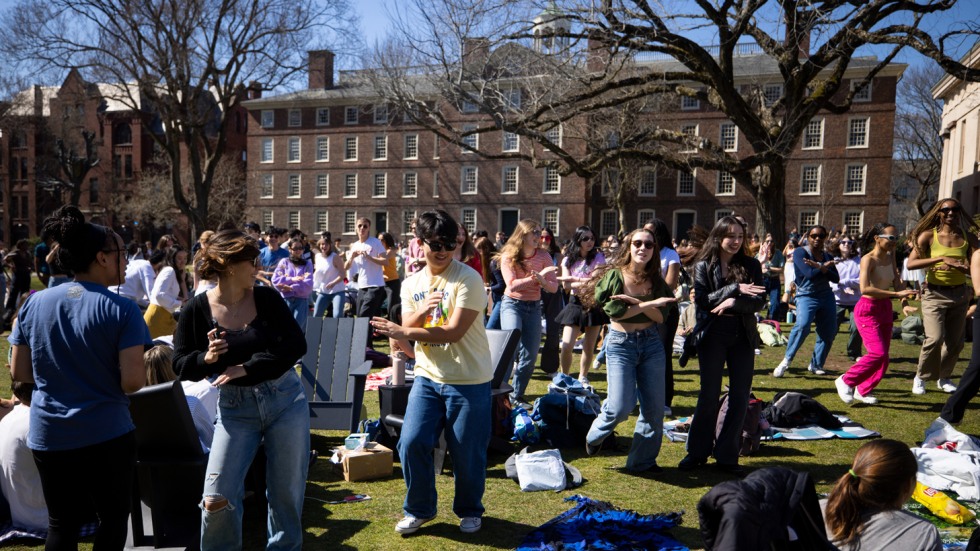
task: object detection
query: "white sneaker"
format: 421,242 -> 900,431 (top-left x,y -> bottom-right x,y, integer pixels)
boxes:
395,515 -> 435,534
834,376 -> 854,404
460,517 -> 482,533
773,359 -> 789,378
854,391 -> 878,405
754,348 -> 761,355
807,363 -> 827,376
938,379 -> 958,393
912,377 -> 926,395
578,375 -> 589,386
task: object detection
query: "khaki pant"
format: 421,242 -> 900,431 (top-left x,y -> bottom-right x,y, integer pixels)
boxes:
916,284 -> 971,381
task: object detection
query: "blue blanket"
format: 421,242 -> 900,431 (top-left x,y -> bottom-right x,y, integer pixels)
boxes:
517,495 -> 688,550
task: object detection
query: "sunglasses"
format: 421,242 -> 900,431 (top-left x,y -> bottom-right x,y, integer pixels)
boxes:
424,239 -> 458,252
809,233 -> 827,239
580,236 -> 595,242
840,240 -> 854,245
357,224 -> 369,229
877,234 -> 899,241
540,235 -> 552,241
939,207 -> 960,214
631,240 -> 655,249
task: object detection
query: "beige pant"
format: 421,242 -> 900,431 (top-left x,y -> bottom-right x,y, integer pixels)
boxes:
916,284 -> 971,381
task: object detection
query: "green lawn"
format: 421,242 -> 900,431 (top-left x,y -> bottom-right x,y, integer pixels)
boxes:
0,294 -> 976,549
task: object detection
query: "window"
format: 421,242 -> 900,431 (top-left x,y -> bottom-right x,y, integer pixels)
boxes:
681,123 -> 698,152
678,170 -> 695,196
403,210 -> 416,235
262,210 -> 273,229
432,172 -> 439,197
343,211 -> 357,234
502,166 -> 519,194
504,88 -> 521,110
639,169 -> 656,196
344,137 -> 357,160
112,154 -> 133,179
461,167 -> 478,194
803,119 -> 824,149
261,110 -> 274,128
600,210 -> 617,238
89,179 -> 100,204
543,167 -> 560,193
602,169 -> 619,196
287,174 -> 301,198
681,95 -> 700,110
343,174 -> 357,197
847,118 -> 869,148
316,137 -> 329,161
255,174 -> 272,200
288,109 -> 301,127
433,134 -> 440,158
373,173 -> 387,197
720,123 -> 738,151
288,211 -> 300,229
287,137 -> 301,162
113,123 -> 132,145
404,134 -> 418,159
851,80 -> 872,102
315,211 -> 328,233
373,135 -> 387,160
716,209 -> 735,222
316,108 -> 329,126
461,125 -> 478,152
461,100 -> 478,113
545,125 -> 562,146
403,172 -> 418,197
843,211 -> 864,234
845,164 -> 866,194
800,165 -> 821,195
461,208 -> 477,233
799,210 -> 819,229
345,106 -> 358,125
637,209 -> 655,227
260,138 -> 273,163
543,208 -> 559,234
763,84 -> 783,107
503,131 -> 519,152
716,172 -> 735,195
315,174 -> 328,197
374,104 -> 388,124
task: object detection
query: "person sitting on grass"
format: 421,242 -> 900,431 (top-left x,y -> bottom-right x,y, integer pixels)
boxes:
0,379 -> 47,532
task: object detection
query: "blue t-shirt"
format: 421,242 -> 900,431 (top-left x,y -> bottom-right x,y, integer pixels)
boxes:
258,246 -> 288,271
9,282 -> 152,451
34,243 -> 49,275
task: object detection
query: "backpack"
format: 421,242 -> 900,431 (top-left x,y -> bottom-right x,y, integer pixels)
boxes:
531,373 -> 602,449
715,393 -> 766,456
901,315 -> 925,344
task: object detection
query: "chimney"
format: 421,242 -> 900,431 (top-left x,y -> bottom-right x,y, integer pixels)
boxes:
461,37 -> 490,65
586,32 -> 612,72
308,50 -> 335,90
247,81 -> 263,100
33,85 -> 44,116
783,9 -> 811,59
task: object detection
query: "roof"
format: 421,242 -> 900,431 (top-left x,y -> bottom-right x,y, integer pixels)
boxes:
931,40 -> 980,100
6,86 -> 59,117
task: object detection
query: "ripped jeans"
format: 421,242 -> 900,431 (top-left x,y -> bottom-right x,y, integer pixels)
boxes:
201,369 -> 310,551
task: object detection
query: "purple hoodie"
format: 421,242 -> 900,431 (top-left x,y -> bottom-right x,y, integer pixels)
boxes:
272,258 -> 314,299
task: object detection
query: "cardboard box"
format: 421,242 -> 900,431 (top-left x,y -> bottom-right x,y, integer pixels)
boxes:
336,442 -> 393,482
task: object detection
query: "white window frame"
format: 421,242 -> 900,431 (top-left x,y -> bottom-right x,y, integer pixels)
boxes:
681,123 -> 698,152
345,106 -> 359,125
715,209 -> 735,222
800,164 -> 821,195
288,109 -> 301,127
316,107 -> 329,126
803,119 -> 824,150
287,211 -> 300,230
403,172 -> 418,198
720,122 -> 738,152
847,117 -> 869,149
460,99 -> 479,114
502,131 -> 519,152
260,138 -> 273,163
763,83 -> 783,107
677,169 -> 696,197
542,207 -> 559,234
844,163 -> 867,195
502,166 -> 519,194
260,174 -> 273,198
842,210 -> 865,234
433,171 -> 439,197
637,209 -> 655,228
460,208 -> 477,233
343,174 -> 357,198
716,172 -> 735,196
545,125 -> 562,146
639,168 -> 656,196
287,174 -> 301,198
373,104 -> 388,124
315,137 -> 329,162
460,166 -> 478,195
343,211 -> 357,234
402,210 -> 417,235
799,210 -> 820,230
372,173 -> 387,198
315,174 -> 328,198
599,209 -> 618,238
287,137 -> 301,163
315,210 -> 328,234
344,136 -> 357,161
404,134 -> 418,159
681,95 -> 700,110
505,88 -> 521,110
543,167 -> 560,194
461,125 -> 478,152
262,210 -> 273,229
373,135 -> 387,160
851,80 -> 872,102
260,110 -> 274,129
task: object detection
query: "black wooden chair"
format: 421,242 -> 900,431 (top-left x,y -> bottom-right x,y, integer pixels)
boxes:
301,316 -> 373,432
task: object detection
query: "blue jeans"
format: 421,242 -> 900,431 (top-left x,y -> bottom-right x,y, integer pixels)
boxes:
313,291 -> 345,318
485,300 -> 502,330
586,326 -> 665,471
500,296 -> 543,401
284,296 -> 309,332
784,292 -> 838,369
201,369 -> 310,551
766,288 -> 781,320
397,376 -> 491,519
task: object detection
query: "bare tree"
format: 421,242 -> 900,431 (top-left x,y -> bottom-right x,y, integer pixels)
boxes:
1,0 -> 359,236
368,0 -> 980,244
894,64 -> 945,217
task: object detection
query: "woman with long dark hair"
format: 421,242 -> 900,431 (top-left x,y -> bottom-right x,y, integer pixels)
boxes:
10,205 -> 151,549
538,227 -> 564,374
555,225 -> 607,384
823,439 -> 940,550
581,227 -> 676,472
773,224 -> 840,378
272,236 -> 314,330
906,198 -> 978,395
678,216 -> 765,476
453,226 -> 482,274
174,230 -> 309,549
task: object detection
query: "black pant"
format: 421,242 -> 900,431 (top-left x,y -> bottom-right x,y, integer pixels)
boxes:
3,270 -> 30,327
384,279 -> 402,315
32,431 -> 136,551
356,286 -> 386,319
658,306 -> 680,407
942,319 -> 980,423
687,316 -> 755,465
539,290 -> 564,374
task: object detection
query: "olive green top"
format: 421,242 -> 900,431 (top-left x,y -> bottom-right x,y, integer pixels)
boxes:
594,268 -> 674,324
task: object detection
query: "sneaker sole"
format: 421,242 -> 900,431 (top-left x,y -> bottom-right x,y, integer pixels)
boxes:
460,522 -> 482,533
395,517 -> 434,534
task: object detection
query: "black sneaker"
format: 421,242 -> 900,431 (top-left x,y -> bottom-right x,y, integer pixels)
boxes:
716,463 -> 746,477
645,463 -> 664,475
678,455 -> 706,471
585,439 -> 601,456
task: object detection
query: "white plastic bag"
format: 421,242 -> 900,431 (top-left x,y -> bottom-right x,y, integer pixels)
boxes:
514,448 -> 567,492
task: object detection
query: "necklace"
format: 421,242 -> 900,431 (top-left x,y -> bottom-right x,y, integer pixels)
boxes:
211,289 -> 248,322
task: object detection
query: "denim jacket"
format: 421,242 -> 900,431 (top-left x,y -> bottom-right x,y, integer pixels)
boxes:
693,257 -> 766,344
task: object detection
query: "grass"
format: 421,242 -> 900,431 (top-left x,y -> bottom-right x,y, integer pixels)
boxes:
0,290 -> 977,549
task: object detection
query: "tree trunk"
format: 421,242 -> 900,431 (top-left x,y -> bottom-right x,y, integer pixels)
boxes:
753,163 -> 787,246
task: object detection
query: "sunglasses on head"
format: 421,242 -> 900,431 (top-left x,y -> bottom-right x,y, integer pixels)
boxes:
939,207 -> 960,214
631,240 -> 655,249
424,239 -> 458,252
877,234 -> 899,241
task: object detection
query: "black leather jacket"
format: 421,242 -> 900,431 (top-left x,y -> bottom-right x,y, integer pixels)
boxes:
692,257 -> 766,343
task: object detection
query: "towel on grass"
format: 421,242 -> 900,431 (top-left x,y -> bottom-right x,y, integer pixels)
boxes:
517,495 -> 688,551
0,522 -> 97,544
664,415 -> 878,443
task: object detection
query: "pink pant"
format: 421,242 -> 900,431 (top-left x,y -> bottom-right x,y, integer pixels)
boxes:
842,296 -> 893,396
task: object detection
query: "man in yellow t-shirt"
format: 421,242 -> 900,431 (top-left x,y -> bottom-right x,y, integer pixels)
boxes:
371,210 -> 491,536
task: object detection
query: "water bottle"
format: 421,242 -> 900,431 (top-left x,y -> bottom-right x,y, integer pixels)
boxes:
392,351 -> 407,386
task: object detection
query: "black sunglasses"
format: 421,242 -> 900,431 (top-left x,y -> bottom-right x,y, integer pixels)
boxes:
631,240 -> 655,249
809,233 -> 827,239
424,239 -> 458,252
939,207 -> 960,214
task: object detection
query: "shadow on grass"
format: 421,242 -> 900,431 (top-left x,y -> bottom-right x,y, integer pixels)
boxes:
395,517 -> 534,549
305,518 -> 370,550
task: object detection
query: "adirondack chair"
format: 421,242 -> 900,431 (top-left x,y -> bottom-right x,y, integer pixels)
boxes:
301,316 -> 373,433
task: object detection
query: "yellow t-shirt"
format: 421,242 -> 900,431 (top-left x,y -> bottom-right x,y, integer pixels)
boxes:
401,260 -> 492,385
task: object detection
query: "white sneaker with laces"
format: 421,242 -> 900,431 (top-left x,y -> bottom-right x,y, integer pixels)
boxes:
807,363 -> 827,376
834,375 -> 854,404
460,517 -> 482,533
773,359 -> 789,378
938,379 -> 958,393
854,391 -> 878,405
395,515 -> 435,534
912,377 -> 926,395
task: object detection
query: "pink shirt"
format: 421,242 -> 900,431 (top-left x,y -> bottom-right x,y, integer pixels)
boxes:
406,238 -> 426,274
502,249 -> 558,301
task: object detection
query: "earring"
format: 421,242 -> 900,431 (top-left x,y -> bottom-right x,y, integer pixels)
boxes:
229,270 -> 236,278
